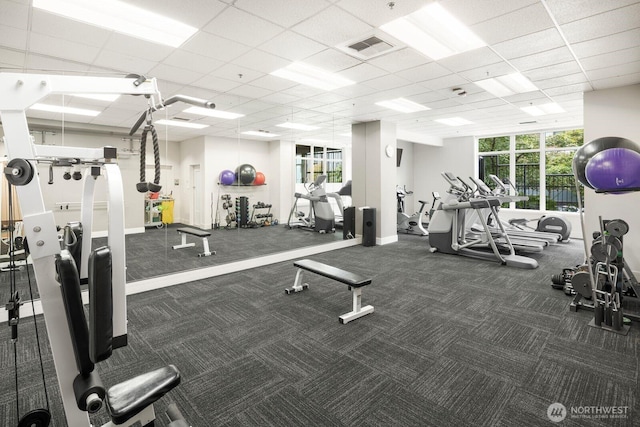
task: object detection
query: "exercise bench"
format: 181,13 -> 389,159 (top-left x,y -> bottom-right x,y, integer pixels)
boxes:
286,259 -> 374,324
172,227 -> 215,257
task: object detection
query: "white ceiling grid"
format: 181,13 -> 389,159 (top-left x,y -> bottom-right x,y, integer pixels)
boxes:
0,0 -> 637,143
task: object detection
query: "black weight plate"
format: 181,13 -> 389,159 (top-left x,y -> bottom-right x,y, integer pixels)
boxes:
18,408 -> 51,427
606,219 -> 629,237
572,271 -> 593,299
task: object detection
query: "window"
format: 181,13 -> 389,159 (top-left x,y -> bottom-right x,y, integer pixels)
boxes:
295,144 -> 343,184
478,129 -> 584,211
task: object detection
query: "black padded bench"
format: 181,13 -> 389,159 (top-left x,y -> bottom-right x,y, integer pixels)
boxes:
286,259 -> 374,324
172,227 -> 215,257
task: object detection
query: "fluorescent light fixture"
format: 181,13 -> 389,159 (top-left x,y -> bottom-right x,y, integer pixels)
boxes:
276,122 -> 320,131
434,117 -> 474,126
270,62 -> 355,91
380,3 -> 486,60
242,131 -> 280,138
375,98 -> 430,113
474,73 -> 538,97
73,93 -> 121,102
520,102 -> 565,116
183,106 -> 244,120
155,119 -> 208,129
29,103 -> 100,117
33,0 -> 198,48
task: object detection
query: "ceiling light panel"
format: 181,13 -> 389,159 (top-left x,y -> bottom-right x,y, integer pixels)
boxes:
29,103 -> 100,117
270,62 -> 356,91
183,106 -> 244,120
242,131 -> 280,138
520,102 -> 565,116
276,122 -> 320,131
375,98 -> 431,113
155,119 -> 208,129
434,117 -> 474,126
474,73 -> 539,97
33,0 -> 198,48
380,3 -> 486,60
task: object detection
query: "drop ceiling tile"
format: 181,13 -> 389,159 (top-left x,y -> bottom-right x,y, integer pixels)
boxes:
182,31 -> 252,63
470,3 -> 555,44
543,82 -> 592,96
437,47 -> 504,73
92,49 -> 157,74
291,6 -> 373,47
225,84 -> 274,99
0,47 -> 25,67
339,63 -> 388,83
548,0 -> 640,24
586,61 -> 640,81
0,0 -> 29,29
202,7 -> 284,48
304,48 -> 362,72
0,25 -> 28,50
259,91 -> 301,105
509,46 -> 575,71
249,75 -> 298,92
235,0 -> 331,27
422,74 -> 469,91
367,48 -> 430,73
162,50 -> 224,75
336,0 -> 429,27
134,0 -> 228,28
28,33 -> 100,65
442,0 -> 539,26
190,74 -> 242,93
233,49 -> 290,74
560,3 -> 640,44
103,34 -> 175,62
396,62 -> 451,83
30,10 -> 112,48
147,63 -> 205,86
359,73 -> 412,91
524,61 -> 583,82
491,28 -> 565,60
571,28 -> 640,59
212,63 -> 264,84
580,46 -> 640,71
534,73 -> 589,90
457,61 -> 516,82
258,31 -> 326,61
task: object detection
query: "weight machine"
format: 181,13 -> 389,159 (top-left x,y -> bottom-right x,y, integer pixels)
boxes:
0,72 -> 208,426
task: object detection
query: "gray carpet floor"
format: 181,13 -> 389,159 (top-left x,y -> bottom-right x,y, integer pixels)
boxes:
1,233 -> 639,426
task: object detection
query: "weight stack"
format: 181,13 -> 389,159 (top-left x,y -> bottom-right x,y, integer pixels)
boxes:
362,208 -> 376,247
236,197 -> 249,228
343,206 -> 356,239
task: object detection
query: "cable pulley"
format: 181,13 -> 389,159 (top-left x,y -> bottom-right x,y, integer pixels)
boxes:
18,409 -> 51,427
4,159 -> 34,186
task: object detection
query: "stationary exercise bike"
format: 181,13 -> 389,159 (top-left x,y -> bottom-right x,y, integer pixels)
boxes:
396,185 -> 428,236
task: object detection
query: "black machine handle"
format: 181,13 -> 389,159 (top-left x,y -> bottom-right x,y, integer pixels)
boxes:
128,95 -> 216,136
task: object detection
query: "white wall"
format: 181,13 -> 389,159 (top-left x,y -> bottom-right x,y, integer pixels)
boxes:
414,135 -> 476,205
177,135 -> 273,229
583,84 -> 640,273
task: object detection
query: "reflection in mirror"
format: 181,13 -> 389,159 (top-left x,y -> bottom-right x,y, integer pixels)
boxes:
0,77 -> 354,305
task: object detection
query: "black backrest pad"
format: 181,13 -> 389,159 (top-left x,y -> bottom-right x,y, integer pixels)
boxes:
89,246 -> 113,363
56,250 -> 94,375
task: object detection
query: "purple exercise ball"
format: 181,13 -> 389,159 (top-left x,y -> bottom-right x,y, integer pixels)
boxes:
573,136 -> 640,189
219,169 -> 235,185
585,147 -> 640,191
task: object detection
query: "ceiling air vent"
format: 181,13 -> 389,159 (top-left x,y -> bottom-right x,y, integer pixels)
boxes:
338,33 -> 400,60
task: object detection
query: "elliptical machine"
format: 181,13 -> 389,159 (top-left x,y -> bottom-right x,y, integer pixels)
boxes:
396,185 -> 428,236
287,175 -> 335,233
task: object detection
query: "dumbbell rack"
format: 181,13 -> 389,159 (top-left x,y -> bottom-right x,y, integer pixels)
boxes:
250,202 -> 273,227
236,196 -> 250,228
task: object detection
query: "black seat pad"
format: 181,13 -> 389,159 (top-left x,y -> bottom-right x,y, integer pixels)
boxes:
106,365 -> 180,425
176,227 -> 210,237
294,259 -> 371,288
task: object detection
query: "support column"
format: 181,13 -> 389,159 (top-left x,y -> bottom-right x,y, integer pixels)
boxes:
351,121 -> 398,245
